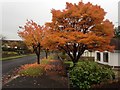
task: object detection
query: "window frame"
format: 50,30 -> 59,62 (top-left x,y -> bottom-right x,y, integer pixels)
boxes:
103,52 -> 109,63
96,52 -> 100,61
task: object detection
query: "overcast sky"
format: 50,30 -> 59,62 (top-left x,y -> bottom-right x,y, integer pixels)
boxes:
1,0 -> 120,40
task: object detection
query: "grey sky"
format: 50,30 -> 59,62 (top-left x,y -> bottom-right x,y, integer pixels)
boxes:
1,0 -> 120,40
118,1 -> 120,26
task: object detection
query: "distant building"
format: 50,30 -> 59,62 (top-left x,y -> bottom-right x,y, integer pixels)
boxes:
2,40 -> 31,54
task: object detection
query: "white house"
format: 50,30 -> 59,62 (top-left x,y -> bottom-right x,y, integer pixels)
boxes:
94,38 -> 120,68
82,50 -> 95,57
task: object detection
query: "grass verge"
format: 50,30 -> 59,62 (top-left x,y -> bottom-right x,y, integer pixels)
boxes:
19,63 -> 45,77
18,55 -> 53,77
0,54 -> 35,61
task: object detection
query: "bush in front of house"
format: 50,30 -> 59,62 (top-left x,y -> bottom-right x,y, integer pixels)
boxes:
69,61 -> 115,89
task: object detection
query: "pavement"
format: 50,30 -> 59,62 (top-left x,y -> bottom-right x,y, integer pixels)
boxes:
2,55 -> 69,89
2,53 -> 120,90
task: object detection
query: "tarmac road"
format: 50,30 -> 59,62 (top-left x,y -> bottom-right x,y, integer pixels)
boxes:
2,53 -> 45,77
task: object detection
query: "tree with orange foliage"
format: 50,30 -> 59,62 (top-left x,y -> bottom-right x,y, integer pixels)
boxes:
18,20 -> 44,64
45,1 -> 114,66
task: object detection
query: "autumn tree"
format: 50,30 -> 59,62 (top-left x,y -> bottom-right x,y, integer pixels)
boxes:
45,1 -> 114,66
41,26 -> 50,59
18,20 -> 44,64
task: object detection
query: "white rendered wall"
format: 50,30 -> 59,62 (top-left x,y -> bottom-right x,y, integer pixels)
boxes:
95,51 -> 120,66
82,50 -> 95,57
109,51 -> 120,66
118,52 -> 120,66
95,51 -> 110,65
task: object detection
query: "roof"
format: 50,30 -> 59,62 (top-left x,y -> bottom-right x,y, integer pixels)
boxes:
110,38 -> 120,50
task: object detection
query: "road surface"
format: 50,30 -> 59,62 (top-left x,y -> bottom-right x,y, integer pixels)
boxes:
2,53 -> 45,77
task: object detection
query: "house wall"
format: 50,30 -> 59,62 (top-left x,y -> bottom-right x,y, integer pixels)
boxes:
95,51 -> 110,65
82,50 -> 95,57
109,52 -> 118,66
119,52 -> 120,66
95,50 -> 120,67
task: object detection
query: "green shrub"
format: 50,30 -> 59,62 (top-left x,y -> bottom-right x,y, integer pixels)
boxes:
69,61 -> 115,89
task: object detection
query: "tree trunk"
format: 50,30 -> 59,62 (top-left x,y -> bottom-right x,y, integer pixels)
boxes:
45,49 -> 49,59
59,44 -> 86,66
46,52 -> 48,59
38,43 -> 41,64
45,50 -> 48,59
72,58 -> 79,67
37,54 -> 40,64
32,43 -> 41,64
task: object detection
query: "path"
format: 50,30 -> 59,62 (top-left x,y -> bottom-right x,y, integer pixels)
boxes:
2,53 -> 45,86
2,58 -> 69,89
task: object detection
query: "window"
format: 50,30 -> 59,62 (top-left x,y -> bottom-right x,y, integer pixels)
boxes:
103,52 -> 108,62
97,52 -> 100,61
